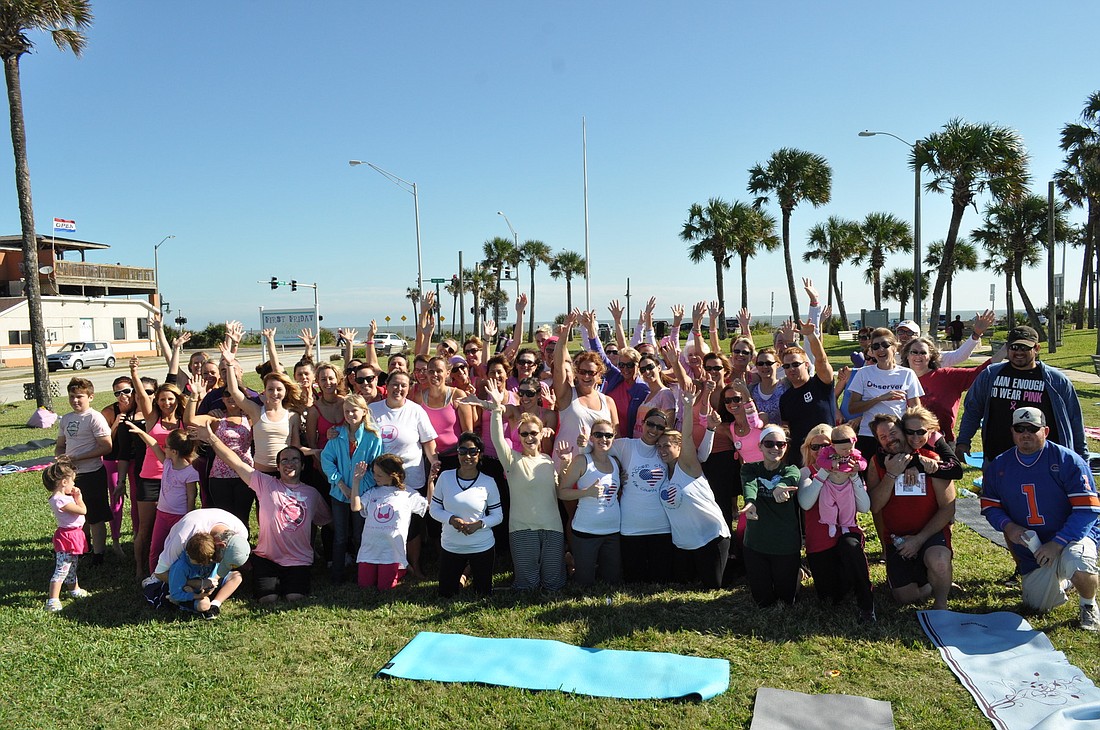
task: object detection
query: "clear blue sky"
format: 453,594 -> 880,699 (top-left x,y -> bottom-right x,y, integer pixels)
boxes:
3,1 -> 1098,333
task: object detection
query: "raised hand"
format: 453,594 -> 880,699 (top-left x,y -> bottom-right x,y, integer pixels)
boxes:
579,309 -> 597,332
171,331 -> 192,350
608,299 -> 624,322
261,328 -> 276,341
339,327 -> 358,344
796,318 -> 818,338
298,328 -> 316,348
516,292 -> 528,314
149,311 -> 163,331
708,301 -> 723,320
225,320 -> 244,344
738,307 -> 751,332
368,319 -> 378,339
483,320 -> 498,339
802,277 -> 820,304
692,301 -> 706,326
972,309 -> 995,337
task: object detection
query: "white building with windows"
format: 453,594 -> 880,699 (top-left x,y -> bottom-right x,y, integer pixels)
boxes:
0,235 -> 158,367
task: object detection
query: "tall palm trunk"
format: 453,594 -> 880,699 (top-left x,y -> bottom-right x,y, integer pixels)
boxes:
945,276 -> 953,327
4,55 -> 50,409
898,295 -> 909,320
1079,204 -> 1097,329
1013,252 -> 1045,338
713,256 -> 728,340
565,277 -> 573,319
781,210 -> 799,318
738,252 -> 750,310
929,198 -> 968,330
831,279 -> 849,329
825,263 -> 835,308
1004,268 -> 1015,324
527,263 -> 537,342
871,252 -> 884,309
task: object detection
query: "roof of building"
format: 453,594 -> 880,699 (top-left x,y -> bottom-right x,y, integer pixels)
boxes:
0,234 -> 109,252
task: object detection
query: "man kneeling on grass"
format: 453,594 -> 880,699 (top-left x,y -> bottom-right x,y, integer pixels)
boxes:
865,414 -> 957,611
981,407 -> 1100,630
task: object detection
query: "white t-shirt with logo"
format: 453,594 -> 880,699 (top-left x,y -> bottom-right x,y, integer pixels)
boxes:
356,486 -> 429,566
610,438 -> 671,536
849,365 -> 924,437
369,401 -> 438,490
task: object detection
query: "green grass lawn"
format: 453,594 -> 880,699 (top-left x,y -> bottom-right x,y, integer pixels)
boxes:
1,376 -> 1098,728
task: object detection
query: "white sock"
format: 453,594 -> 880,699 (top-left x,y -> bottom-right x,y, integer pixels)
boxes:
1081,597 -> 1096,607
210,600 -> 222,608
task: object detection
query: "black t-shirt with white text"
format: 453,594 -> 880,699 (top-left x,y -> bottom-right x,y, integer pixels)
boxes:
983,364 -> 1056,459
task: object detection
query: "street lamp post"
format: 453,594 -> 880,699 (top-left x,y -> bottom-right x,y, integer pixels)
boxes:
153,234 -> 175,319
859,130 -> 923,331
349,160 -> 423,295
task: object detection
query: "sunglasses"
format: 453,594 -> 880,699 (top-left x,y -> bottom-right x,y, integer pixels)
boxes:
519,430 -> 541,438
870,342 -> 891,351
1008,343 -> 1035,352
902,427 -> 927,436
145,389 -> 156,395
831,437 -> 855,444
113,388 -> 134,397
908,350 -> 930,356
618,361 -> 637,369
782,362 -> 804,370
762,440 -> 788,449
591,431 -> 615,440
1013,423 -> 1041,434
464,349 -> 479,356
605,349 -> 619,356
517,389 -> 539,398
704,365 -> 724,372
457,446 -> 481,456
858,334 -> 871,340
355,375 -> 376,384
517,359 -> 537,366
756,360 -> 776,367
809,443 -> 826,451
724,396 -> 742,404
731,349 -> 753,357
452,364 -> 468,371
577,369 -> 599,377
638,364 -> 657,373
644,421 -> 666,431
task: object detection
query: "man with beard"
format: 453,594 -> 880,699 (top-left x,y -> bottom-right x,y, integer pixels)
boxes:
865,414 -> 957,610
956,325 -> 1085,466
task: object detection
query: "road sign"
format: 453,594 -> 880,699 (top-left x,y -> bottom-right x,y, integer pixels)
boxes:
430,278 -> 447,284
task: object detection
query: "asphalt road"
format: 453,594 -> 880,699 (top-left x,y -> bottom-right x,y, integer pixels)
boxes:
0,348 -> 339,407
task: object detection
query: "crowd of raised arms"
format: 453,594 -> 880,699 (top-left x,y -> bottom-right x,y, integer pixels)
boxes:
42,276 -> 1100,630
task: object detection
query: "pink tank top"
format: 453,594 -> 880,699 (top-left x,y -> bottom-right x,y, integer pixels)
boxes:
423,388 -> 461,455
210,416 -> 253,479
315,409 -> 340,452
139,419 -> 175,480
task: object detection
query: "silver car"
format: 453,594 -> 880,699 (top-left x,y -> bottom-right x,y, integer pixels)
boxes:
47,341 -> 116,371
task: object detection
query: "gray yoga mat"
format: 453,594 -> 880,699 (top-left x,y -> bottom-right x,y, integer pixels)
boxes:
749,687 -> 895,730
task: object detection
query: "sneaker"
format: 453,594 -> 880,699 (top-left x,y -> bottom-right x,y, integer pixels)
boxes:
858,608 -> 877,624
201,604 -> 221,620
69,588 -> 90,599
44,598 -> 62,612
1080,603 -> 1100,631
141,575 -> 161,588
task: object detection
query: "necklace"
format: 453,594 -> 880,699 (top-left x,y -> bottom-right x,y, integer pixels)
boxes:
1015,445 -> 1044,468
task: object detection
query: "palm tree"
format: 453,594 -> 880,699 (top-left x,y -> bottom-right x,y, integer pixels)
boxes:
923,237 -> 978,322
914,118 -> 1030,331
802,216 -> 861,328
747,148 -> 833,318
405,286 -> 420,326
855,212 -> 912,309
519,239 -> 552,341
1055,164 -> 1096,328
1056,91 -> 1100,334
549,250 -> 586,316
460,266 -> 494,336
978,235 -> 1017,325
1,1 -> 92,409
882,268 -> 928,320
971,194 -> 1071,338
482,236 -> 520,325
682,198 -> 777,339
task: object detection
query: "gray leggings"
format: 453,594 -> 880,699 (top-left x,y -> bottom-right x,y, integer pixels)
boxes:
570,530 -> 622,586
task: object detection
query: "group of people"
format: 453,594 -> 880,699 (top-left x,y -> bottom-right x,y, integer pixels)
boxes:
43,283 -> 1100,630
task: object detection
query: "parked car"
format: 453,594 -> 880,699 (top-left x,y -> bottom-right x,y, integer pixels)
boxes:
47,341 -> 116,371
373,333 -> 408,356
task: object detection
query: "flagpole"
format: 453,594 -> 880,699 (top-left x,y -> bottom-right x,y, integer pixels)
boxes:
582,117 -> 590,311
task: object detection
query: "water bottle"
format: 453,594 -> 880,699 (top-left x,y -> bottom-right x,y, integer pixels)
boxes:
891,534 -> 905,549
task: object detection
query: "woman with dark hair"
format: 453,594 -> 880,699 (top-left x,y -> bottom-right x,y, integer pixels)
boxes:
185,373 -> 255,528
847,327 -> 923,458
430,431 -> 503,597
102,375 -> 137,556
418,356 -> 475,471
750,347 -> 785,426
899,336 -> 994,444
504,376 -> 557,455
633,353 -> 676,438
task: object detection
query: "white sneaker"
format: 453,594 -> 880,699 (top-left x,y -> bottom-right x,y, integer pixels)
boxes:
141,575 -> 161,588
44,598 -> 62,612
70,588 -> 90,599
1080,603 -> 1100,632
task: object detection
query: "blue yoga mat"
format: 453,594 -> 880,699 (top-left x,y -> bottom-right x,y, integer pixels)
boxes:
377,631 -> 729,701
919,610 -> 1100,729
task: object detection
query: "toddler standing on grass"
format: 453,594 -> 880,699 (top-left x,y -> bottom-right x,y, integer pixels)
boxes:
813,424 -> 867,538
44,457 -> 91,612
126,423 -> 201,576
350,455 -> 428,590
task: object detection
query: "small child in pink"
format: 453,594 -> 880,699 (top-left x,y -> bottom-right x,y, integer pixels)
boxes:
127,423 -> 200,574
813,425 -> 867,538
43,457 -> 91,611
350,454 -> 428,590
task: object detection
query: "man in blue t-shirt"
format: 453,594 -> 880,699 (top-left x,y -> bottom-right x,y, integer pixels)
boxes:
981,407 -> 1100,630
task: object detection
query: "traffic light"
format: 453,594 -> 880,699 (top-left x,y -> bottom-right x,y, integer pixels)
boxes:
270,277 -> 278,290
291,280 -> 298,292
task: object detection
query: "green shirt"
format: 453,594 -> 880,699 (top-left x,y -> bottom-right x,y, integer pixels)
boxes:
741,461 -> 802,555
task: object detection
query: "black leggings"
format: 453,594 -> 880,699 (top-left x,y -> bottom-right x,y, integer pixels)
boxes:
438,546 -> 495,598
807,533 -> 873,612
684,535 -> 731,589
743,545 -> 801,607
207,477 -> 256,529
701,450 -> 741,529
620,533 -> 674,584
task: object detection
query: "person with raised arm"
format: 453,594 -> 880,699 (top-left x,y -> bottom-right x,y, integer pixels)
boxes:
778,317 -> 834,468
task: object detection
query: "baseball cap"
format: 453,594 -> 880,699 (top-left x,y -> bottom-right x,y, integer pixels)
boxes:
896,320 -> 920,335
1007,326 -> 1039,347
1012,407 -> 1046,427
217,533 -> 251,577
